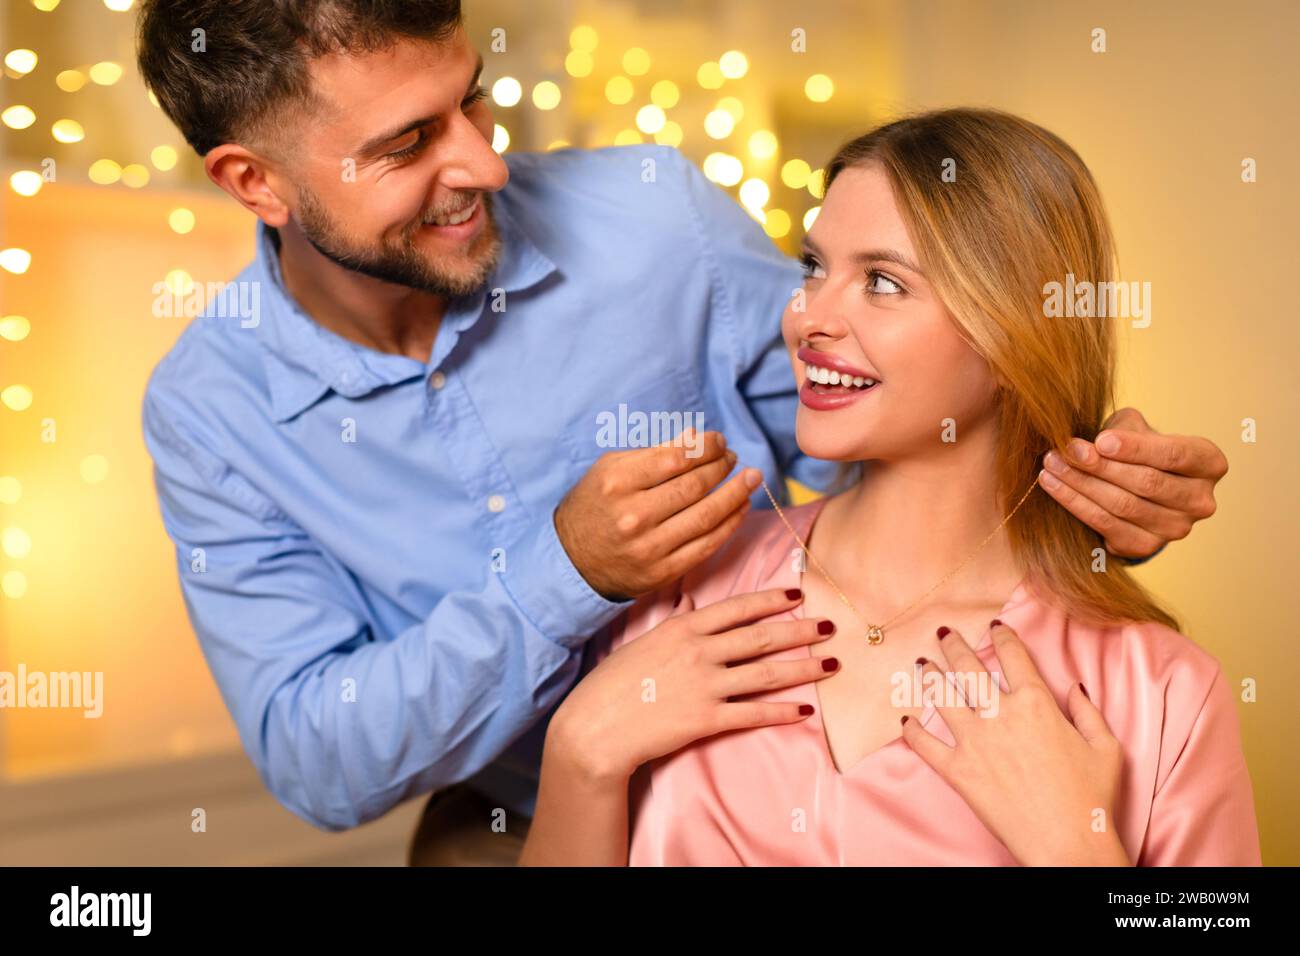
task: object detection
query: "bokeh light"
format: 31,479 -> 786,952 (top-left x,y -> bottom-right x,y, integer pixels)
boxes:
491,76 -> 522,107
9,171 -> 43,197
532,81 -> 561,111
605,76 -> 633,105
805,73 -> 834,102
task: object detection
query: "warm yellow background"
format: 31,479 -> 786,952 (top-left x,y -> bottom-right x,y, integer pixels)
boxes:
2,0 -> 1295,864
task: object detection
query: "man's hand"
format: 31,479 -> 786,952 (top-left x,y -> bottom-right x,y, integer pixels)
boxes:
1037,407 -> 1228,559
554,429 -> 762,601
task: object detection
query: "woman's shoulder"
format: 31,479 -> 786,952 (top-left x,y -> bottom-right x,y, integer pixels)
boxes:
600,498 -> 825,657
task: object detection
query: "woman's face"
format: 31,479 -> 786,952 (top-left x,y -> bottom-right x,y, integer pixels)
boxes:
782,162 -> 999,464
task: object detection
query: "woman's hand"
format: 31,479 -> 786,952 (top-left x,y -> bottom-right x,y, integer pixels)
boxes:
547,586 -> 838,785
901,622 -> 1132,866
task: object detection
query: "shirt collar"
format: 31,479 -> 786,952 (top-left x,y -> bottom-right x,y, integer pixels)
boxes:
253,192 -> 559,424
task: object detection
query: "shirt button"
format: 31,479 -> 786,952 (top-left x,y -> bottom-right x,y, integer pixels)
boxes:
429,371 -> 446,390
487,495 -> 506,513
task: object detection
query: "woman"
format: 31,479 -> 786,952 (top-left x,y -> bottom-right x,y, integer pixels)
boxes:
518,109 -> 1261,866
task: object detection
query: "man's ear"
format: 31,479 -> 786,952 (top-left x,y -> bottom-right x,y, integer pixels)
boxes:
204,144 -> 293,228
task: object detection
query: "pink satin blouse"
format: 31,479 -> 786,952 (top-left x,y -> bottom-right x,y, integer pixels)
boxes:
588,498 -> 1262,866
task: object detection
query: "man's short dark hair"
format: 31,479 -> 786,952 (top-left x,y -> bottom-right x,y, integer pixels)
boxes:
136,0 -> 463,157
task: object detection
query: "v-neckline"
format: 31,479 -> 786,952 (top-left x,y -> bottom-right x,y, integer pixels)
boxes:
783,495 -> 1030,778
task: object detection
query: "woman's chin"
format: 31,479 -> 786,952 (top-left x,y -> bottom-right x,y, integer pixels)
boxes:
795,430 -> 874,465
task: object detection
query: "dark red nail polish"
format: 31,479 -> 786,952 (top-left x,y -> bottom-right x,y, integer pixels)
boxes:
798,704 -> 815,716
821,657 -> 839,672
1079,682 -> 1090,700
817,620 -> 835,635
936,626 -> 951,639
900,715 -> 910,725
785,588 -> 802,601
990,619 -> 1003,629
915,656 -> 927,666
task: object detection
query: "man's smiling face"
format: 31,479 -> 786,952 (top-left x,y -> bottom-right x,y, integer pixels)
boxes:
285,27 -> 509,296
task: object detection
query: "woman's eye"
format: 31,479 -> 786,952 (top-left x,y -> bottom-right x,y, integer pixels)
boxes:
800,256 -> 826,280
865,270 -> 903,295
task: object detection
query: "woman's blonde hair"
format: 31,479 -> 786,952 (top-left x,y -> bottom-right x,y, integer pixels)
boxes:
824,107 -> 1177,630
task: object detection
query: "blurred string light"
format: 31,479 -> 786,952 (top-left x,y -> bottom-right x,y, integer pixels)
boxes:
635,105 -> 665,135
168,208 -> 195,234
748,130 -> 778,160
2,527 -> 32,559
532,81 -> 561,110
151,145 -> 178,170
3,105 -> 36,129
808,168 -> 826,198
2,571 -> 27,599
491,76 -> 521,107
702,152 -> 743,187
739,178 -> 770,212
805,73 -> 834,102
0,476 -> 21,505
803,206 -> 821,231
570,25 -> 598,51
650,80 -> 679,109
88,159 -> 122,184
147,89 -> 161,108
604,76 -> 633,105
492,124 -> 509,153
717,96 -> 744,121
51,118 -> 84,143
164,269 -> 193,295
33,0 -> 61,11
623,48 -> 650,76
0,315 -> 31,341
121,164 -> 150,188
781,158 -> 812,189
654,121 -> 683,147
546,139 -> 570,151
703,109 -> 734,139
696,61 -> 724,90
9,171 -> 43,197
56,69 -> 86,92
81,455 -> 109,483
104,0 -> 136,11
719,51 -> 749,80
614,129 -> 642,146
1,384 -> 34,411
565,50 -> 593,77
763,209 -> 791,239
89,61 -> 123,86
0,249 -> 32,274
4,49 -> 38,76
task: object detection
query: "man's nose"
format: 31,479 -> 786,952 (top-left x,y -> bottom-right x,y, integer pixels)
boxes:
440,113 -> 509,193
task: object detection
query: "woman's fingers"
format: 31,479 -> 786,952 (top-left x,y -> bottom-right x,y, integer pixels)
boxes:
716,652 -> 838,699
706,616 -> 833,663
1065,681 -> 1116,748
682,586 -> 805,635
713,699 -> 818,733
917,656 -> 978,738
989,621 -> 1048,692
899,712 -> 956,772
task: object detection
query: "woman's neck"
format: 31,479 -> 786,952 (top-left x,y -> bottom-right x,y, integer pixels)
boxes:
809,437 -> 1026,621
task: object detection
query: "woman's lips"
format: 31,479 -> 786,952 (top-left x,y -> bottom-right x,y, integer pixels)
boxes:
799,377 -> 880,410
796,346 -> 878,381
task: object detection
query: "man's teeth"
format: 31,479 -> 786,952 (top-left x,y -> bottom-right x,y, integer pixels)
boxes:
428,198 -> 477,227
804,363 -> 877,388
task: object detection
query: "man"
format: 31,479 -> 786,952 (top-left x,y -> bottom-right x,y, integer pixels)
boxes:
135,0 -> 1227,865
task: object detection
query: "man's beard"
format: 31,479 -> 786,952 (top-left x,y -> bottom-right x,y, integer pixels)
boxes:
295,186 -> 501,298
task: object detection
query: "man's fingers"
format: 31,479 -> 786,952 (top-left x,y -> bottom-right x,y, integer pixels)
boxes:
1093,425 -> 1229,481
658,499 -> 752,588
683,585 -> 805,636
1049,442 -> 1214,517
1042,450 -> 1194,540
645,450 -> 739,523
638,429 -> 730,488
1037,468 -> 1164,559
652,467 -> 761,548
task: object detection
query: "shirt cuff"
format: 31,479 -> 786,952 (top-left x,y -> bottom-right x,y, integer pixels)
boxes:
501,508 -> 632,651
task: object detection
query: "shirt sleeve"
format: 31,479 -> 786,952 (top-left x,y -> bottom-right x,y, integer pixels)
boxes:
143,393 -> 630,832
673,148 -> 839,495
1138,665 -> 1262,865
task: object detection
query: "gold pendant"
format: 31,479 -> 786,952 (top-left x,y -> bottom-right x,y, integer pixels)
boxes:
865,624 -> 884,645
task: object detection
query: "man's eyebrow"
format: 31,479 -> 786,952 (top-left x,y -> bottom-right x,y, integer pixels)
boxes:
355,54 -> 484,156
799,236 -> 923,274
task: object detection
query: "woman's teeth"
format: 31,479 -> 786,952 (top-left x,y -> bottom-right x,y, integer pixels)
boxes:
804,363 -> 877,389
427,198 -> 478,227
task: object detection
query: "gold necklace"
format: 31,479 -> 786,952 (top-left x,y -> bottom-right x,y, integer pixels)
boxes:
760,479 -> 1038,645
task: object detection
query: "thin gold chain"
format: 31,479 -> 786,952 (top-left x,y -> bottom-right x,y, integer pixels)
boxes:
760,479 -> 1038,644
